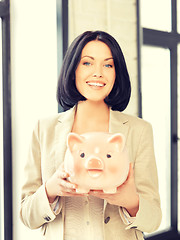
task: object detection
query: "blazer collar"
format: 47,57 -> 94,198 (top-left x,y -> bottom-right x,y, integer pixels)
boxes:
57,105 -> 76,124
57,106 -> 129,130
55,106 -> 76,169
109,108 -> 129,136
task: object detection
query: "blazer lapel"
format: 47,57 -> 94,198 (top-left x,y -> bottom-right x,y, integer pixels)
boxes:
109,109 -> 129,138
104,109 -> 130,210
54,106 -> 76,169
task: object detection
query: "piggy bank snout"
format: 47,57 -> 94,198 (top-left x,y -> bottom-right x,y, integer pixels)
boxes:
85,157 -> 104,170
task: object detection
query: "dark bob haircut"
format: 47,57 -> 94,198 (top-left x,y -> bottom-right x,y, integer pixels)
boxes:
57,30 -> 131,112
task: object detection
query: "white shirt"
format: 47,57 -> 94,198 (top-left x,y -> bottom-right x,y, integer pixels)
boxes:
50,195 -> 136,240
64,195 -> 104,240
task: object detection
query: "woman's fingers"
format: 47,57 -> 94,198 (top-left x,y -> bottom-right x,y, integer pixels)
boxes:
58,171 -> 69,179
127,163 -> 134,179
60,178 -> 76,190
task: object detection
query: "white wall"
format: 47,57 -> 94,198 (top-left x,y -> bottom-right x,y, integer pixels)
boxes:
10,1 -> 58,239
69,0 -> 138,116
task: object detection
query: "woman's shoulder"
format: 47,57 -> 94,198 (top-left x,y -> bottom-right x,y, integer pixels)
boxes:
112,110 -> 152,129
38,107 -> 75,129
113,111 -> 154,141
39,113 -> 61,126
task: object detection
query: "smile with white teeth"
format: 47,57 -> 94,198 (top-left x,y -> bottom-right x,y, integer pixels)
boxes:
87,82 -> 105,87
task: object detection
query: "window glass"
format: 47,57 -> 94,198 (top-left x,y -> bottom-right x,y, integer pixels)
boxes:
0,19 -> 4,240
141,0 -> 171,32
141,46 -> 171,233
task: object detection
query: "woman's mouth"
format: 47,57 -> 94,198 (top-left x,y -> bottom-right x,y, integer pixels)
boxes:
86,81 -> 106,87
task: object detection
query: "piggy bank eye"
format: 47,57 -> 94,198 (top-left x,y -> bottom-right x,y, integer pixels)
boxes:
107,154 -> 111,158
80,152 -> 85,158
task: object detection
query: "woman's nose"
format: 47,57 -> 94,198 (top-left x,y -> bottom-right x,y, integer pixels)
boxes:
92,73 -> 103,78
92,66 -> 103,78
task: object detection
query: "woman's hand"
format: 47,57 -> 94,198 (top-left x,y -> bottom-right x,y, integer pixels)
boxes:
89,163 -> 139,217
45,163 -> 83,203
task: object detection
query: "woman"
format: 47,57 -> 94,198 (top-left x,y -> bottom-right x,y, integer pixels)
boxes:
20,31 -> 162,240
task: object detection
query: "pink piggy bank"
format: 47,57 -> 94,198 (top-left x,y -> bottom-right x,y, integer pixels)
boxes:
64,132 -> 129,193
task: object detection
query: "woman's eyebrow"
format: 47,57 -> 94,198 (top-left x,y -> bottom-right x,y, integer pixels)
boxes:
104,57 -> 114,61
81,56 -> 113,61
81,55 -> 94,60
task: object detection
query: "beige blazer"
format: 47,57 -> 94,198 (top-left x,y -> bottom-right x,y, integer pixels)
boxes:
20,106 -> 162,240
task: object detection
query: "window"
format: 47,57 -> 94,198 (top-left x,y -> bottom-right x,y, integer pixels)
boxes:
141,0 -> 171,32
138,0 -> 180,239
141,46 -> 171,232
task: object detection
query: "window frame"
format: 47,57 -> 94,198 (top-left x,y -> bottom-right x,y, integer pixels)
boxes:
137,0 -> 180,239
0,1 -> 12,240
56,0 -> 68,113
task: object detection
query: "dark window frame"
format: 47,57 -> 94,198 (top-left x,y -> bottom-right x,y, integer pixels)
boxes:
137,0 -> 180,239
56,0 -> 68,113
0,0 -> 12,240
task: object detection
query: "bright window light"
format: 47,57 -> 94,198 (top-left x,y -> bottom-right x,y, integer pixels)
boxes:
141,0 -> 171,32
141,46 -> 171,234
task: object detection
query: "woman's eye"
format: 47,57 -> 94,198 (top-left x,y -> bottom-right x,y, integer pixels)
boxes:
83,62 -> 91,66
106,154 -> 112,158
105,64 -> 113,68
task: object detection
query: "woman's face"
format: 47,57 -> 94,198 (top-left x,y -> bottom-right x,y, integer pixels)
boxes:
75,40 -> 116,103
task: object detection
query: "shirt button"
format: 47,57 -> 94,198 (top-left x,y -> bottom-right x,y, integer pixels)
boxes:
104,216 -> 110,224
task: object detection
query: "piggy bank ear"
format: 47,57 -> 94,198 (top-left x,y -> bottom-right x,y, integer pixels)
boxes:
108,133 -> 125,152
67,133 -> 84,153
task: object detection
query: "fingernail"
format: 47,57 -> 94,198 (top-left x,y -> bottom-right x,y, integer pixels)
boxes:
63,173 -> 67,178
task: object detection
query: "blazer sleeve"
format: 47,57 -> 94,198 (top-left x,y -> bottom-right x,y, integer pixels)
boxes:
126,121 -> 162,233
20,121 -> 63,229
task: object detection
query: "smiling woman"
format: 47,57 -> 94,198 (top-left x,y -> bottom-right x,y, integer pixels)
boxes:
75,41 -> 116,103
57,31 -> 131,112
20,30 -> 161,240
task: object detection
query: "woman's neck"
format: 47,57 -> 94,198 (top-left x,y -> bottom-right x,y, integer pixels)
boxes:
72,100 -> 110,134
